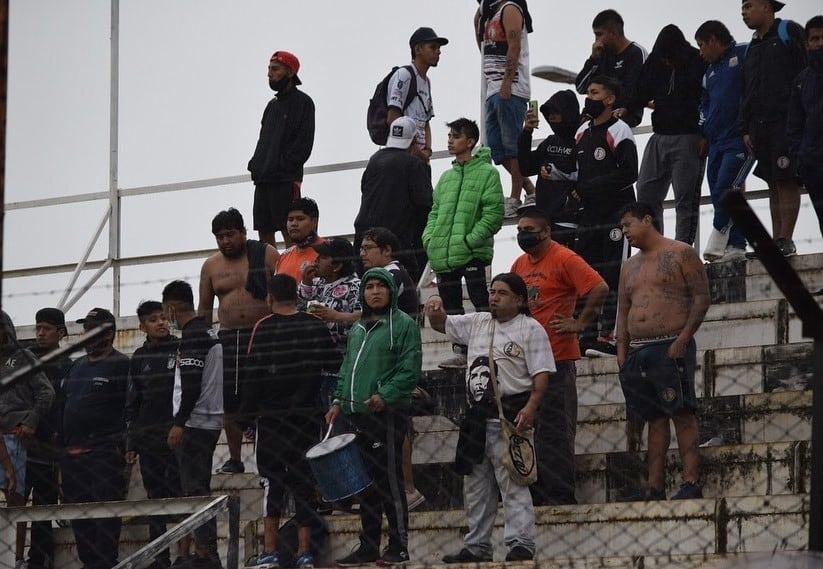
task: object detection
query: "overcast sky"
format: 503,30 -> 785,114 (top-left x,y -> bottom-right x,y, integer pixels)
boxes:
2,0 -> 820,325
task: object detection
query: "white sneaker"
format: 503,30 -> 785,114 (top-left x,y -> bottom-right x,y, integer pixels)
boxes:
715,246 -> 746,263
504,197 -> 521,218
522,193 -> 536,206
703,227 -> 729,262
438,353 -> 467,369
406,488 -> 425,511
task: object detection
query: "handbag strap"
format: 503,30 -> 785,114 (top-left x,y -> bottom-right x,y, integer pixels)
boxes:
487,320 -> 507,422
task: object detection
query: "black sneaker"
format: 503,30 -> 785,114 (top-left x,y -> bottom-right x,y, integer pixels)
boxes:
505,546 -> 534,562
377,545 -> 409,566
671,481 -> 703,500
217,459 -> 245,474
442,548 -> 492,564
618,487 -> 666,502
776,237 -> 797,257
336,546 -> 379,567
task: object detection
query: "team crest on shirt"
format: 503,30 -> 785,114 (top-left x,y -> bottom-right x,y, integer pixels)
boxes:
527,285 -> 539,302
777,156 -> 791,169
332,285 -> 350,298
397,79 -> 405,89
609,228 -> 623,241
594,147 -> 606,161
661,388 -> 677,403
503,341 -> 522,358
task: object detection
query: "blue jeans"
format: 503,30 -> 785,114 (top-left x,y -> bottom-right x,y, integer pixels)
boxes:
707,141 -> 747,249
484,93 -> 527,164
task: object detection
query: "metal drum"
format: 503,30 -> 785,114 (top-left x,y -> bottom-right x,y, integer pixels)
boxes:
305,433 -> 371,502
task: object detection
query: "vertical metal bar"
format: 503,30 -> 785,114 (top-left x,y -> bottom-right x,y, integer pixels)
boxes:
227,495 -> 240,569
0,0 -> 7,315
810,337 -> 823,550
109,0 -> 121,316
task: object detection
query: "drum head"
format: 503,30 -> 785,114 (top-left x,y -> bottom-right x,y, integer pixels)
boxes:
306,433 -> 357,459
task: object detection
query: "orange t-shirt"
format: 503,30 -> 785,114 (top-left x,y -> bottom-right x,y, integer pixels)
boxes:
511,242 -> 604,361
275,237 -> 325,282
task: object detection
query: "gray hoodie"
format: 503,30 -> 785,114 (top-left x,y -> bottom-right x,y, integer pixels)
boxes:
0,311 -> 55,433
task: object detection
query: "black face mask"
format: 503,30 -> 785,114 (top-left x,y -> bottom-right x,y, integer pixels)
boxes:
582,97 -> 607,119
269,77 -> 290,92
517,230 -> 545,252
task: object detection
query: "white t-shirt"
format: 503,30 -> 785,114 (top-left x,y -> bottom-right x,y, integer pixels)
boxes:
446,312 -> 555,406
386,65 -> 433,149
481,1 -> 531,100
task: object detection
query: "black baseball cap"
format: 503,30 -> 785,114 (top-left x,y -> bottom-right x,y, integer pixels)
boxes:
36,307 -> 67,332
770,0 -> 785,11
76,307 -> 116,330
409,27 -> 449,48
312,237 -> 356,262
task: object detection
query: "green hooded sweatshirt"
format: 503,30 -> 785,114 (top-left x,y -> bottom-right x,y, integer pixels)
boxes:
422,146 -> 504,273
333,268 -> 422,415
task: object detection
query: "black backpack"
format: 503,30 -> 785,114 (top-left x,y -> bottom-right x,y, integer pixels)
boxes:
366,65 -> 419,145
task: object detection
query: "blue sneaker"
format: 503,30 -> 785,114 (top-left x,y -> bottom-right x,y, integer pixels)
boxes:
296,552 -> 315,568
245,551 -> 279,569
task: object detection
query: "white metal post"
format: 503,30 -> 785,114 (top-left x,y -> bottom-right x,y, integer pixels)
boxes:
109,0 -> 121,316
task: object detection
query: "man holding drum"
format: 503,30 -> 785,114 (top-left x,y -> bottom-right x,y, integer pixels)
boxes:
242,274 -> 341,569
325,268 -> 422,566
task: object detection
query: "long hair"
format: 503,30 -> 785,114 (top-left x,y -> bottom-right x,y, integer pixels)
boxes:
490,273 -> 531,316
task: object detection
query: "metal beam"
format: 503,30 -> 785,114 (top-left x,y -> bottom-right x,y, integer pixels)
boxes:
109,0 -> 121,315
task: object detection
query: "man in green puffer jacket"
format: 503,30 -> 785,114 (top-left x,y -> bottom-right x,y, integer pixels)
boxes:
422,117 -> 505,369
325,267 -> 422,566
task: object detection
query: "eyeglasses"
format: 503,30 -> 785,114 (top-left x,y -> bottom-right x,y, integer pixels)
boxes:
359,244 -> 379,252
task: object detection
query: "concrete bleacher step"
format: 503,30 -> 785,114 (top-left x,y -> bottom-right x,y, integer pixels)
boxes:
411,390 -> 811,464
575,341 -> 814,407
319,494 -> 808,564
708,252 -> 823,303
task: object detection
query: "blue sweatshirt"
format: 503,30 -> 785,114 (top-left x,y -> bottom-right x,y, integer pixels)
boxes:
700,43 -> 747,147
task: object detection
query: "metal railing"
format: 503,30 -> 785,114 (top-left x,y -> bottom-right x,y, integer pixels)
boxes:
0,495 -> 240,569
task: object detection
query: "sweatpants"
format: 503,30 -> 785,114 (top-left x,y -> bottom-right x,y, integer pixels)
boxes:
139,446 -> 182,565
531,360 -> 577,505
349,410 -> 409,554
637,133 -> 706,245
463,420 -> 535,558
176,427 -> 220,557
24,460 -> 59,569
706,141 -> 748,249
61,446 -> 127,569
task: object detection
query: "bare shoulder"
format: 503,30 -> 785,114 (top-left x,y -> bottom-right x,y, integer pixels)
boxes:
200,252 -> 222,275
668,240 -> 702,266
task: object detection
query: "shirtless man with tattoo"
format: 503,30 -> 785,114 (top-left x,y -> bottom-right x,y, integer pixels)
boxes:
199,208 -> 279,473
615,202 -> 710,501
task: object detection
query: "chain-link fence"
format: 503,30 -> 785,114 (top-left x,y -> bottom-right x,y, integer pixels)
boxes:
1,239 -> 820,569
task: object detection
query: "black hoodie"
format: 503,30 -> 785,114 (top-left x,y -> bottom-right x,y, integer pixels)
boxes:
636,25 -> 707,135
125,335 -> 178,453
517,89 -> 581,225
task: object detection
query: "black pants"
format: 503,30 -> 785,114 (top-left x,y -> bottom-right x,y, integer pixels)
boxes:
576,219 -> 629,339
436,260 -> 489,315
139,446 -> 182,565
176,427 -> 220,556
25,461 -> 58,569
61,447 -> 127,569
531,360 -> 578,505
350,410 -> 409,554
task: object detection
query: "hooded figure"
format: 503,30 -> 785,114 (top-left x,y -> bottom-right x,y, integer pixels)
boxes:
517,89 -> 582,247
0,310 -> 55,436
636,24 -> 707,134
333,268 -> 421,415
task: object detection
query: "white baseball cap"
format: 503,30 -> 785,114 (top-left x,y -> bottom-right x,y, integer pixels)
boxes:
385,116 -> 418,150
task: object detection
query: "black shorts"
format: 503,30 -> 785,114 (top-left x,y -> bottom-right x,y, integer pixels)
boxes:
253,181 -> 301,232
257,415 -> 319,523
750,119 -> 799,184
619,337 -> 697,422
218,328 -> 253,414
